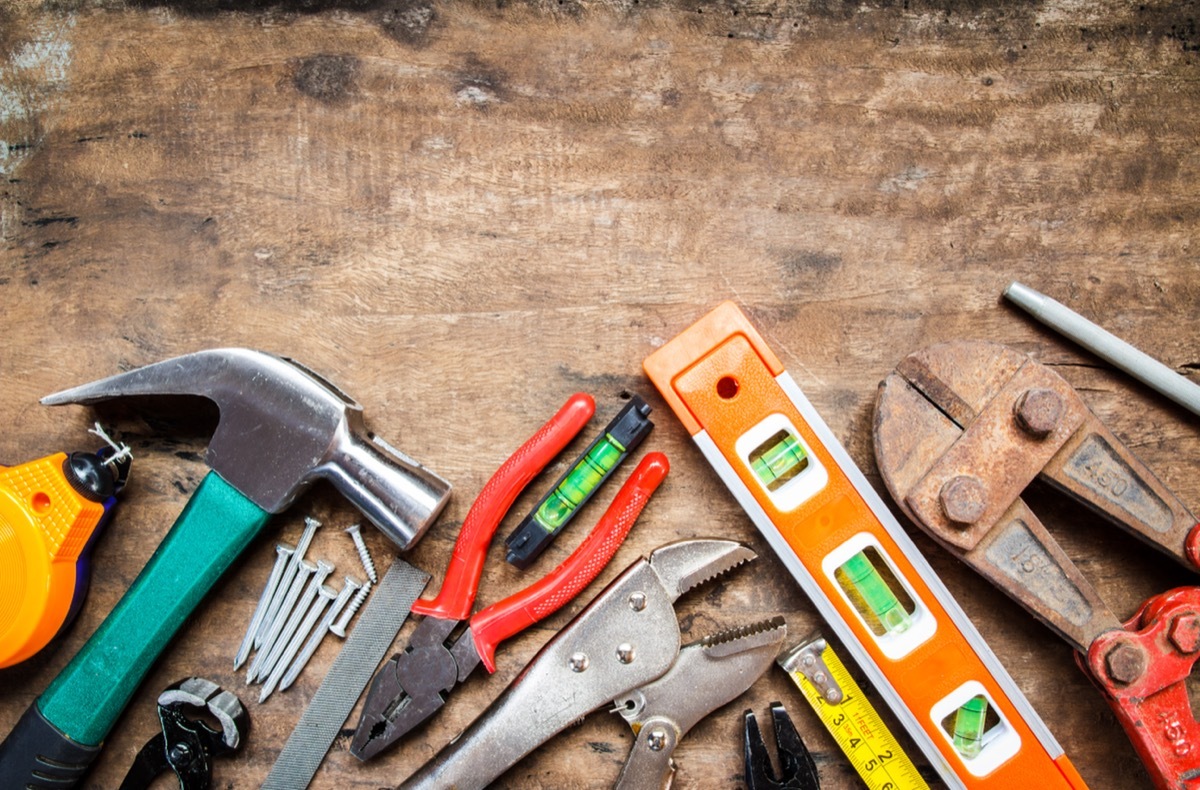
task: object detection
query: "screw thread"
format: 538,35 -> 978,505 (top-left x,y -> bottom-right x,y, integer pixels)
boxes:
331,580 -> 372,636
347,525 -> 378,583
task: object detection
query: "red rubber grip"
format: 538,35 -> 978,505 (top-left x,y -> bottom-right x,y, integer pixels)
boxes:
412,393 -> 595,621
468,451 -> 670,672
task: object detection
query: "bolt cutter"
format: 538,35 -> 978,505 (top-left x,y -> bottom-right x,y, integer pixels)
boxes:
874,340 -> 1200,790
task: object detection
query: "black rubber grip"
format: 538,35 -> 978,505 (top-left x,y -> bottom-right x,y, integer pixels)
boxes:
0,704 -> 101,789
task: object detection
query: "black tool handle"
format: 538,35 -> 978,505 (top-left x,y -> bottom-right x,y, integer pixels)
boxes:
0,703 -> 102,789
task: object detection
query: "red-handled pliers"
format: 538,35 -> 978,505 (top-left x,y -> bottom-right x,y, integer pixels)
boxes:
349,393 -> 669,761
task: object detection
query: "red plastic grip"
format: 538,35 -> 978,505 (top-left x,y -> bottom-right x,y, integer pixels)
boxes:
468,451 -> 670,673
411,393 -> 595,621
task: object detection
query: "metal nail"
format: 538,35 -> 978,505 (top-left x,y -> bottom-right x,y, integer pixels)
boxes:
249,559 -> 317,683
256,516 -> 321,648
260,582 -> 339,702
330,580 -> 372,638
256,559 -> 334,684
235,542 -> 294,671
345,523 -> 378,584
278,576 -> 363,693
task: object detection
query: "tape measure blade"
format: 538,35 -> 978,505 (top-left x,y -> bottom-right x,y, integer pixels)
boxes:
788,642 -> 931,790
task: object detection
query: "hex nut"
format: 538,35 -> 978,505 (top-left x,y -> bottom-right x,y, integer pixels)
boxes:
1014,388 -> 1064,438
1105,643 -> 1147,685
1169,615 -> 1200,655
939,475 -> 989,527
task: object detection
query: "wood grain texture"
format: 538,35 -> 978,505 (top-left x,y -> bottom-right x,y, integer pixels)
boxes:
0,0 -> 1196,787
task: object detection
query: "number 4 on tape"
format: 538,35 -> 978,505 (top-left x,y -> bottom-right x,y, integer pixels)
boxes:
643,301 -> 1087,790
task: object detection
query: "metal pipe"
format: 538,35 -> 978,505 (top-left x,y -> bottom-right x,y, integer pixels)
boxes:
1004,281 -> 1200,418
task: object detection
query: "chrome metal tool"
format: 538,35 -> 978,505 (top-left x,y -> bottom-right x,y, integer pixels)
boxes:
399,539 -> 783,790
0,348 -> 451,789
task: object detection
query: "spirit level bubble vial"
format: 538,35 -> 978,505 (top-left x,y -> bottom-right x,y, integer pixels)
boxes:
643,301 -> 1086,789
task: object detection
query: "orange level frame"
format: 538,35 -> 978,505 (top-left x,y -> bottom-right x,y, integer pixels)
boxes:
644,302 -> 1085,789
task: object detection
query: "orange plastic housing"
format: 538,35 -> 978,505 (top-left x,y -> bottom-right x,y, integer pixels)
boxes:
0,453 -> 105,669
645,302 -> 1086,789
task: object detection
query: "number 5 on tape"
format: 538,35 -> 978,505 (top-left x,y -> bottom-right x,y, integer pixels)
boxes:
643,302 -> 1087,789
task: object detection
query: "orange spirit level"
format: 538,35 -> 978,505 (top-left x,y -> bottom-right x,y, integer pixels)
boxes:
644,302 -> 1086,789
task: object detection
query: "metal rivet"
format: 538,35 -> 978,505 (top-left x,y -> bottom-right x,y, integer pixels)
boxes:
629,592 -> 647,612
1105,643 -> 1147,685
939,475 -> 988,527
1014,388 -> 1064,438
568,653 -> 589,672
647,730 -> 667,751
617,643 -> 635,664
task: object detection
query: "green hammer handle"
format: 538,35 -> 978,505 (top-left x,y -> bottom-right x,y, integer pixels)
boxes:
0,471 -> 270,786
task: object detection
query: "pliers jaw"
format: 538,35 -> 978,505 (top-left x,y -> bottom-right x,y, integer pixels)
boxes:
744,702 -> 820,790
118,678 -> 247,790
350,616 -> 464,761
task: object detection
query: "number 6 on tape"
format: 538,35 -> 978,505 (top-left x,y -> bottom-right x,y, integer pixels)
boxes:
643,301 -> 1087,789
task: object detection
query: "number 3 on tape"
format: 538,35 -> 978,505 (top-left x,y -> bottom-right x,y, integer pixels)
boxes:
643,301 -> 1087,790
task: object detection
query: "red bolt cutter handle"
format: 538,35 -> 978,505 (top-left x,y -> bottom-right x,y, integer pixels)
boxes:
468,451 -> 669,672
412,393 -> 595,622
1080,586 -> 1200,790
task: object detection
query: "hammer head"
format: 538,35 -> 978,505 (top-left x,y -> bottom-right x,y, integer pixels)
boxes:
42,349 -> 451,552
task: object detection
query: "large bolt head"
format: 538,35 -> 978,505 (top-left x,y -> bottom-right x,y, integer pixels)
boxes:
939,475 -> 988,527
1014,388 -> 1064,438
1105,643 -> 1147,685
1169,615 -> 1200,655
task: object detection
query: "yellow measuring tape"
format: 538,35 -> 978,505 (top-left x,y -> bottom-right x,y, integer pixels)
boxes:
779,634 -> 930,790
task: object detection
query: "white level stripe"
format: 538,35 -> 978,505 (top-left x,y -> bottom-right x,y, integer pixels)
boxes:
775,371 -> 1064,757
691,429 -> 963,790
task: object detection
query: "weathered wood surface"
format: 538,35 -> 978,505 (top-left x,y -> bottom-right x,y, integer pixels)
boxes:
1,0 -> 1197,787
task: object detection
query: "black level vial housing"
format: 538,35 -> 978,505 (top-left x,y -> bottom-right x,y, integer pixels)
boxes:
504,395 -> 654,569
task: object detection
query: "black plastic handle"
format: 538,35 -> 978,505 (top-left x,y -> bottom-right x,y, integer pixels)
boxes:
0,704 -> 102,789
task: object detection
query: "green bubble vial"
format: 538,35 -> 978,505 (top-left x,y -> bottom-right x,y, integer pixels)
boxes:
749,430 -> 809,491
533,435 -> 626,532
838,551 -> 913,635
952,696 -> 989,758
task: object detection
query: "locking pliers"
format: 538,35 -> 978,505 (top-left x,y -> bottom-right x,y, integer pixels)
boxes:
399,539 -> 786,790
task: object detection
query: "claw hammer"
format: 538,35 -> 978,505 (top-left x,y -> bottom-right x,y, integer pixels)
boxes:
0,348 -> 452,788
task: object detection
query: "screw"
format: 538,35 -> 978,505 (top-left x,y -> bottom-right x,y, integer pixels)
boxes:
235,542 -> 294,671
617,643 -> 635,664
249,559 -> 318,683
1169,615 -> 1200,655
1105,643 -> 1147,685
568,653 -> 590,673
330,579 -> 372,638
260,582 -> 339,702
256,516 -> 321,649
646,730 -> 667,751
278,576 -> 363,693
939,475 -> 988,527
629,592 -> 647,612
1014,388 -> 1064,438
345,523 -> 378,584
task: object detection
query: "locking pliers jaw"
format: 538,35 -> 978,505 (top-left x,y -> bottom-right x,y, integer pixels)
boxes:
399,538 -> 766,790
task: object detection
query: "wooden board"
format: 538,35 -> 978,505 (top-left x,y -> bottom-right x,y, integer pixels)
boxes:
0,0 -> 1197,786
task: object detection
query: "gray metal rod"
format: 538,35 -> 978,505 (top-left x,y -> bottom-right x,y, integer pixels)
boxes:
1004,281 -> 1200,418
